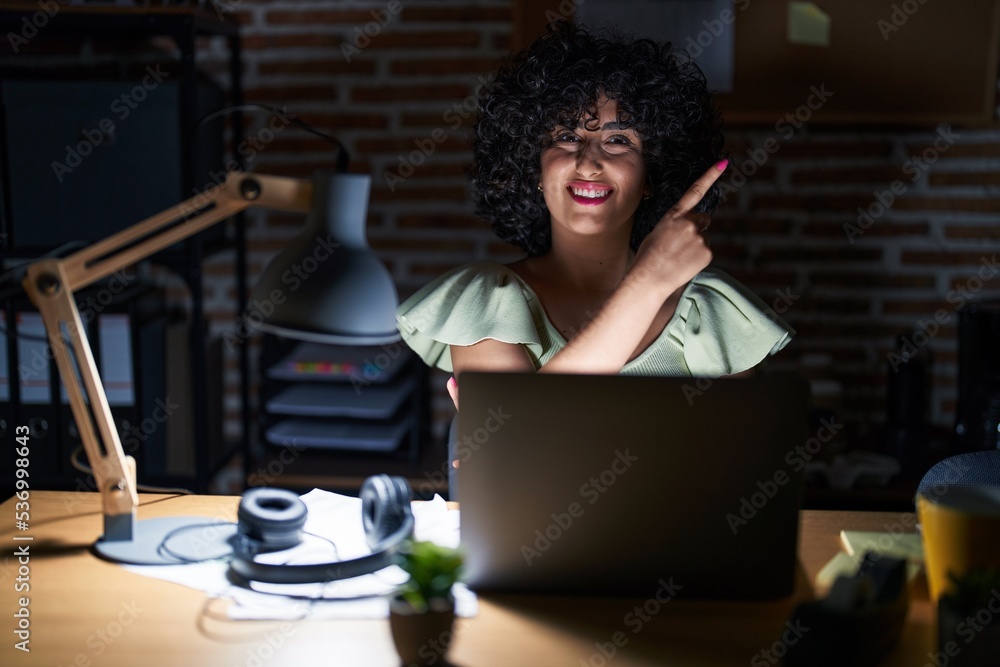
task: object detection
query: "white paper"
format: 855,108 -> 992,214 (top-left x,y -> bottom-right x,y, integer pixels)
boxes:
124,489 -> 476,620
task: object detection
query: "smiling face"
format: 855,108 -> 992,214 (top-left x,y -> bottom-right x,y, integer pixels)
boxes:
538,96 -> 649,247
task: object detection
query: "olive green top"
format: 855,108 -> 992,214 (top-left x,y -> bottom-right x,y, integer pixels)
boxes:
395,261 -> 793,376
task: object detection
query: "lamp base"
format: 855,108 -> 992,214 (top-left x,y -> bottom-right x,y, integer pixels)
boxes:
94,517 -> 237,565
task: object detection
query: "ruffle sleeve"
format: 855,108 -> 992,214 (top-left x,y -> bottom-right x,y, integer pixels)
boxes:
395,261 -> 544,373
665,267 -> 794,377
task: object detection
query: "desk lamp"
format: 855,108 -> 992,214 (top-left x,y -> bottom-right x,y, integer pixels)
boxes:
22,170 -> 400,564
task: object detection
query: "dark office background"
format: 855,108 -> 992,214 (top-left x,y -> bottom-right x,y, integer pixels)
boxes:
2,0 -> 998,467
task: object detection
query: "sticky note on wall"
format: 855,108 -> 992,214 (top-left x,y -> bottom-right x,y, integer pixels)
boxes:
789,1 -> 831,47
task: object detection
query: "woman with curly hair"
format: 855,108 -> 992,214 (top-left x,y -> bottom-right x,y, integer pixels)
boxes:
396,22 -> 792,407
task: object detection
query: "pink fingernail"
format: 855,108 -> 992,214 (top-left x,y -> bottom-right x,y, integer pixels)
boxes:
715,159 -> 729,172
447,377 -> 457,388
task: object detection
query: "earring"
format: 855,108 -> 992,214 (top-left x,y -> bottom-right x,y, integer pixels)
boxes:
537,183 -> 544,192
642,193 -> 651,200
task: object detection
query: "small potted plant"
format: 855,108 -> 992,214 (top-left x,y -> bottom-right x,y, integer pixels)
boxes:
937,568 -> 1000,666
389,540 -> 464,666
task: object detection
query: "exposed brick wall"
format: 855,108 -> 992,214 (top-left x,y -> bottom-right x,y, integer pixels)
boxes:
9,2 -> 993,449
191,1 -> 1000,447
713,128 -> 1000,436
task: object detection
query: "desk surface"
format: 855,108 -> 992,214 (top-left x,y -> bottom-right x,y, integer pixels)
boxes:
1,492 -> 933,667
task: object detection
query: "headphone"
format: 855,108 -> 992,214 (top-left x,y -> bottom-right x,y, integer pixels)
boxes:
229,474 -> 414,584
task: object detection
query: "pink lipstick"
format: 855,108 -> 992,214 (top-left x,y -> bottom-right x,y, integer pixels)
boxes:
567,181 -> 613,206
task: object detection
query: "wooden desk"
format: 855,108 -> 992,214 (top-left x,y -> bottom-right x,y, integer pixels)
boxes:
1,492 -> 934,666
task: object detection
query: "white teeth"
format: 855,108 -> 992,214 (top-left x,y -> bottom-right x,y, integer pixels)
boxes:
571,187 -> 611,198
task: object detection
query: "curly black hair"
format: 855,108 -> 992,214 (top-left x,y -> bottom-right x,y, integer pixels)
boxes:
471,21 -> 725,256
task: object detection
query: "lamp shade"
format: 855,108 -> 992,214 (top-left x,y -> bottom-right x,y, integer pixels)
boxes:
250,172 -> 401,345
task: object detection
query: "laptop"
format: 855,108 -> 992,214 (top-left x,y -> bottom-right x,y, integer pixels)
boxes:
456,372 -> 809,599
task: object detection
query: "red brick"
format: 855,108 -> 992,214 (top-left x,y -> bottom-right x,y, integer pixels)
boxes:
370,186 -> 466,203
905,143 -> 1000,159
298,112 -> 389,130
757,247 -> 882,262
351,84 -> 470,102
723,161 -> 777,182
203,261 -> 239,276
721,270 -> 799,287
943,224 -> 1000,239
810,272 -> 936,289
751,194 -> 876,212
383,163 -> 469,180
370,237 -> 476,253
802,221 -> 930,238
795,318 -> 899,336
390,57 -> 503,76
397,214 -> 487,230
882,300 -> 952,315
244,84 -> 337,103
354,31 -> 480,50
795,297 -> 871,314
901,251 -> 998,265
931,375 -> 957,390
243,34 -> 344,50
767,141 -> 894,159
948,275 -> 1000,291
790,166 -> 911,185
230,10 -> 257,27
257,59 -> 375,76
266,9 -> 385,24
356,135 -> 471,153
246,238 -> 290,253
266,136 -> 345,153
206,308 -> 241,322
264,212 -> 309,228
402,6 -> 510,22
710,217 -> 794,234
487,242 -> 525,258
401,111 -> 476,129
792,346 -> 868,363
891,197 -> 1000,213
935,350 -> 959,365
929,171 -> 1000,187
722,139 -> 748,156
706,242 -> 749,262
823,369 -> 884,388
261,207 -> 378,228
492,32 -> 511,51
255,161 -> 374,180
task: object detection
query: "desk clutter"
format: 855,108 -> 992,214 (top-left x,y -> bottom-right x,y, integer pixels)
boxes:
124,486 -> 475,621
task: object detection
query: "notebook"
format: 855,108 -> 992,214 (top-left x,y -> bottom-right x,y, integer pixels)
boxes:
457,372 -> 809,599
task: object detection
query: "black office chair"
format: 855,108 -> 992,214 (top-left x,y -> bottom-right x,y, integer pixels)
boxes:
916,450 -> 1000,499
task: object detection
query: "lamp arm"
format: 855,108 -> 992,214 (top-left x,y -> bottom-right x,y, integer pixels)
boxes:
21,172 -> 313,541
50,172 -> 313,294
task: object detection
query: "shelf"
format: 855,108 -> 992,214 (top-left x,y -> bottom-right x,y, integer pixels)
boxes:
252,335 -> 438,496
0,6 -> 247,496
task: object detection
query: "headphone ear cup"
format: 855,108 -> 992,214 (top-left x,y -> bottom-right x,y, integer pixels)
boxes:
361,474 -> 413,550
237,488 -> 308,551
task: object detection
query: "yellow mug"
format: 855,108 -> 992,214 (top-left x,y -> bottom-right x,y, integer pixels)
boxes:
916,484 -> 1000,601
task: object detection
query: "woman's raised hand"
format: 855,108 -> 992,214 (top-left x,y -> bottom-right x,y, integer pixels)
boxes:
632,160 -> 727,292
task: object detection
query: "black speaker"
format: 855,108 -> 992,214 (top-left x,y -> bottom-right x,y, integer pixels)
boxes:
955,301 -> 1000,452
